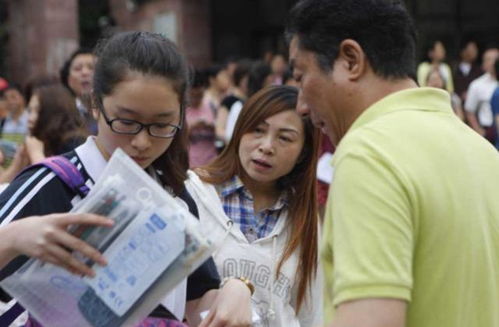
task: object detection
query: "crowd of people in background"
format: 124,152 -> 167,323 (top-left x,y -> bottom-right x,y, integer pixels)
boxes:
0,38 -> 498,212
0,37 -> 495,223
417,40 -> 499,146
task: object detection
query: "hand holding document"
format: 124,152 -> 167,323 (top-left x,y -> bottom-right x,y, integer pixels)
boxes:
0,149 -> 215,327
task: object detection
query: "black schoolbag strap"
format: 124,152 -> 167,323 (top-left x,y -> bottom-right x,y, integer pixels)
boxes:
178,188 -> 199,219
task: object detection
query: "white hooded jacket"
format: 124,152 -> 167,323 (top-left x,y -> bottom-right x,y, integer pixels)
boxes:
185,171 -> 323,327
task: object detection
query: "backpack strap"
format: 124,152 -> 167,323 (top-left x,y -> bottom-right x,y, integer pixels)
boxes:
21,156 -> 90,197
178,188 -> 199,218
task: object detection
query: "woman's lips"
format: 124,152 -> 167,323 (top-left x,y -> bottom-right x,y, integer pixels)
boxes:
132,156 -> 149,165
252,159 -> 272,170
80,81 -> 92,89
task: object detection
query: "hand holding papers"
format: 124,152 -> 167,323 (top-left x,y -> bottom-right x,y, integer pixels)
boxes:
0,149 -> 214,327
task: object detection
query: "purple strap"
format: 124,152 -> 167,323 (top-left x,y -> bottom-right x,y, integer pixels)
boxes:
21,156 -> 90,197
135,318 -> 188,327
38,156 -> 90,197
23,316 -> 186,327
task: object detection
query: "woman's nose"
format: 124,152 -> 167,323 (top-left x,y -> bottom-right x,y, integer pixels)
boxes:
258,135 -> 275,154
131,128 -> 152,151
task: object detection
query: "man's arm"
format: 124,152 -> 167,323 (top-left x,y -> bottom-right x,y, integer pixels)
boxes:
328,298 -> 406,327
322,144 -> 414,327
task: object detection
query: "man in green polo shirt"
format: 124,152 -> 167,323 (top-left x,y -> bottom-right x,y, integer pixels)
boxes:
287,1 -> 499,327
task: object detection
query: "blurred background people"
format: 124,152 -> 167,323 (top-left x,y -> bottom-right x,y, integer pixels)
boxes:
270,53 -> 288,85
225,61 -> 273,142
60,48 -> 97,134
0,83 -> 87,185
0,78 -> 9,120
26,83 -> 87,163
417,40 -> 454,92
216,59 -> 252,145
464,47 -> 499,142
186,69 -> 217,168
490,58 -> 499,150
202,63 -> 231,116
1,84 -> 28,143
426,68 -> 465,120
453,40 -> 483,102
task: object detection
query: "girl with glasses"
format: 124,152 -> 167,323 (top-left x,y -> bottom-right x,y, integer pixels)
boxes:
0,31 -> 252,327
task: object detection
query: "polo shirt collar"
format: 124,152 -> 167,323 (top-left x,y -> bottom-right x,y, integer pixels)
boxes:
348,87 -> 452,135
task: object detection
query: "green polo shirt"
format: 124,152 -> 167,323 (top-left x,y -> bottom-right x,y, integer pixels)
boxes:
322,87 -> 499,327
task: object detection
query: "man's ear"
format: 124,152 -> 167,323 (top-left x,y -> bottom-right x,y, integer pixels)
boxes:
337,39 -> 368,81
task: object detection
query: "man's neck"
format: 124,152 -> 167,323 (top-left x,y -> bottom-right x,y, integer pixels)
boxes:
359,78 -> 418,109
335,77 -> 418,144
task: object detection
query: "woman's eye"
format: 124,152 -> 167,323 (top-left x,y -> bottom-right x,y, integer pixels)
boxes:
154,123 -> 168,128
120,120 -> 136,126
280,136 -> 292,142
254,127 -> 265,134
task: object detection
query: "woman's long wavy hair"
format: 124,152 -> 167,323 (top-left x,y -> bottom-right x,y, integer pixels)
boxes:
200,85 -> 321,311
31,84 -> 87,155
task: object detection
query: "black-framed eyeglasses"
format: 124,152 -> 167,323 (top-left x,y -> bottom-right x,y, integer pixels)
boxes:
98,102 -> 182,139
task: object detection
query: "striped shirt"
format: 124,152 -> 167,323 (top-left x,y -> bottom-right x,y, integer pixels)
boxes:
0,150 -> 91,280
216,175 -> 287,243
0,151 -> 91,227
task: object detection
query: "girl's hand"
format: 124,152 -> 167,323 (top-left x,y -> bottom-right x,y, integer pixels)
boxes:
199,279 -> 252,327
24,135 -> 46,163
2,213 -> 114,276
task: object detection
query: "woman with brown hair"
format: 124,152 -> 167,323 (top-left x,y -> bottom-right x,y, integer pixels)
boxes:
25,83 -> 88,163
0,84 -> 87,185
187,85 -> 323,326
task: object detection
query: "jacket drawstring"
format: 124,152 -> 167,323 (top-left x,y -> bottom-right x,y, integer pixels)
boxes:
267,235 -> 277,321
212,219 -> 233,257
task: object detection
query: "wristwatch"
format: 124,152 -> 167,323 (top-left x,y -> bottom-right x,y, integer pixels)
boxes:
220,276 -> 255,295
